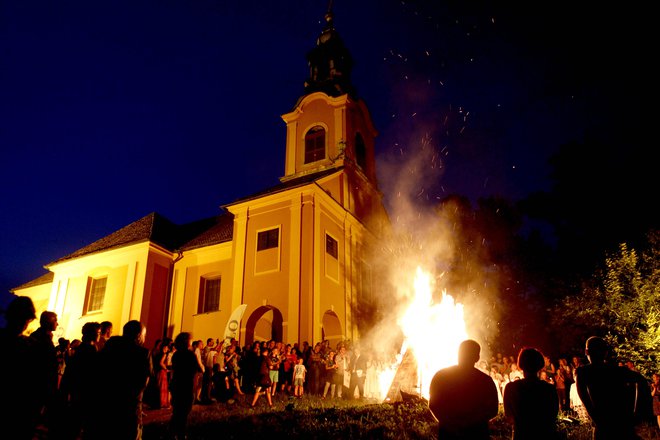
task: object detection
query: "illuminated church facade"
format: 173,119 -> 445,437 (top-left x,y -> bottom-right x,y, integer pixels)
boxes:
14,12 -> 388,348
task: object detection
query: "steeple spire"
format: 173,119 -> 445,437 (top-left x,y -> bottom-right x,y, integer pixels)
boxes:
304,4 -> 355,98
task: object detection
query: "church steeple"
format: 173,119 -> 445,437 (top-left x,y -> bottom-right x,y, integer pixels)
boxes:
304,5 -> 356,98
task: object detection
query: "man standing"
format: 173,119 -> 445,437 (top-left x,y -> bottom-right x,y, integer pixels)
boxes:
347,346 -> 367,399
97,321 -> 113,351
30,311 -> 60,431
201,338 -> 217,403
429,339 -> 499,440
576,336 -> 649,440
97,320 -> 152,440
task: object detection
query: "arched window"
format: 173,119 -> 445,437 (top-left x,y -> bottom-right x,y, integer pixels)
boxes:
304,126 -> 325,164
355,132 -> 367,170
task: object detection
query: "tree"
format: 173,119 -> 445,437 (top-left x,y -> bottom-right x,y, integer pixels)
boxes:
553,230 -> 660,377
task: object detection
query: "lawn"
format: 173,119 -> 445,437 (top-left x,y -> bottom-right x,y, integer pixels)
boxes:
143,393 -> 660,440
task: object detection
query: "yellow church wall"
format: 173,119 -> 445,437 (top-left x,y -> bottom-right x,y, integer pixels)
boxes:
242,202 -> 293,340
297,193 -> 315,344
317,204 -> 348,341
43,242 -> 155,342
172,242 -> 233,342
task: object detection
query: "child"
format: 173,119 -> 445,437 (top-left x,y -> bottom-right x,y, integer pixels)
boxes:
293,357 -> 307,398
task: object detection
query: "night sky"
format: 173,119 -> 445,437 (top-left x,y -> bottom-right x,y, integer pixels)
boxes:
1,1 -> 653,304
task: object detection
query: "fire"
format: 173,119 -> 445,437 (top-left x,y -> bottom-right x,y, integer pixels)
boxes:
379,267 -> 469,400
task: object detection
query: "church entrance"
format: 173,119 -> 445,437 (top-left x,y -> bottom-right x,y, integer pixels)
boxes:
321,310 -> 343,349
245,306 -> 283,345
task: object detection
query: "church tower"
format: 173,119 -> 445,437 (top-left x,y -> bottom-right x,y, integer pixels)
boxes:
281,10 -> 384,230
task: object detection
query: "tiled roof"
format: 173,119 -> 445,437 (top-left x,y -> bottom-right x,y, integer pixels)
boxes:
11,271 -> 54,292
180,212 -> 234,250
48,212 -> 223,265
224,167 -> 342,207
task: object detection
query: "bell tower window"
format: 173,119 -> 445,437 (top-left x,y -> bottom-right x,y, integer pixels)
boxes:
304,126 -> 326,164
355,132 -> 367,171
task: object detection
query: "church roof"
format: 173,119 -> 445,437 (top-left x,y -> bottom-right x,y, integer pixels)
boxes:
48,212 -> 226,265
180,213 -> 234,250
11,271 -> 54,292
224,167 -> 342,207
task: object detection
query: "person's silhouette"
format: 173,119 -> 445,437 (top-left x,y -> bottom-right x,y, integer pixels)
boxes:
429,339 -> 499,439
0,296 -> 37,440
503,347 -> 559,439
96,320 -> 152,440
576,336 -> 648,440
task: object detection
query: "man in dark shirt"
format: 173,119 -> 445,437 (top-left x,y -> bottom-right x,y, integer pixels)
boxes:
97,320 -> 152,440
348,346 -> 368,399
429,339 -> 499,440
30,311 -> 60,431
576,336 -> 649,440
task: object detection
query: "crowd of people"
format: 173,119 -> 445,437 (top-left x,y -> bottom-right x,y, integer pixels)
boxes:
430,339 -> 660,440
2,294 -> 660,440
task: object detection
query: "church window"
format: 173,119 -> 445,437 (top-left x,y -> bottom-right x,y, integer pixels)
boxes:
355,132 -> 367,171
257,228 -> 280,251
198,277 -> 221,314
326,234 -> 338,259
304,126 -> 326,164
84,276 -> 107,313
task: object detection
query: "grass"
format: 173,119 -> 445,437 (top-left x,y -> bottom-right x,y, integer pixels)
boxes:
143,393 -> 660,440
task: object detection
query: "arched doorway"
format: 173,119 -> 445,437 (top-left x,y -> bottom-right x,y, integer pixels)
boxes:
245,306 -> 283,346
321,310 -> 343,349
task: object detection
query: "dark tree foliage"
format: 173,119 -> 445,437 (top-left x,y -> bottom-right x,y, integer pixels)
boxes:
552,231 -> 660,377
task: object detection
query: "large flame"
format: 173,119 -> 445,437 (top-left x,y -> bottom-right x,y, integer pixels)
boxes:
379,267 -> 469,400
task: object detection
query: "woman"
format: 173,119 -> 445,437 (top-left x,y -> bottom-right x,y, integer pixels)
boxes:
251,348 -> 273,407
156,341 -> 171,408
503,347 -> 559,439
169,332 -> 203,440
321,349 -> 338,399
224,344 -> 244,395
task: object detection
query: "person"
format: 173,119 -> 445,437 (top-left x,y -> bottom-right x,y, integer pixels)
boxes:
503,347 -> 559,439
224,344 -> 244,396
97,320 -> 152,440
293,357 -> 307,398
307,343 -> 323,395
428,339 -> 499,440
651,373 -> 660,429
30,310 -> 60,432
0,296 -> 37,440
334,345 -> 348,399
269,346 -> 282,397
347,346 -> 367,399
97,321 -> 113,351
556,358 -> 573,412
59,321 -> 102,438
192,340 -> 205,403
169,332 -> 203,440
251,348 -> 273,408
576,336 -> 649,440
200,338 -> 217,404
322,349 -> 338,399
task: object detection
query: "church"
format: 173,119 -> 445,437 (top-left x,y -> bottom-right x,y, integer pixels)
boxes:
13,11 -> 389,349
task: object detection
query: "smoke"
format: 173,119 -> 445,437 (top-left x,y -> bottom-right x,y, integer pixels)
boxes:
356,97 -> 502,366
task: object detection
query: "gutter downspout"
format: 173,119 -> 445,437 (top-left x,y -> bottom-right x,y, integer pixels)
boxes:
163,250 -> 184,339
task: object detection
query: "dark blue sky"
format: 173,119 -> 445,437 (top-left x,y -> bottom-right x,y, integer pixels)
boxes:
1,1 -> 651,302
